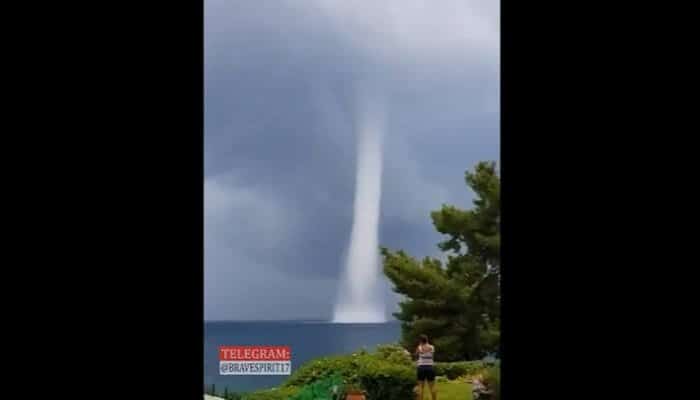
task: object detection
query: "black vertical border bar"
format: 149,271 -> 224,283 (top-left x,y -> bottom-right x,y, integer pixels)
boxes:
183,0 -> 205,397
195,0 -> 205,397
501,0 -> 536,397
7,2 -> 207,398
196,0 -> 205,396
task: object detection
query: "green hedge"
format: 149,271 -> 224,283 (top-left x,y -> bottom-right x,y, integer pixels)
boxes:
483,365 -> 500,400
242,345 -> 488,400
434,361 -> 486,380
283,353 -> 371,388
281,345 -> 414,400
287,374 -> 343,400
242,386 -> 300,400
355,357 -> 414,400
374,343 -> 413,366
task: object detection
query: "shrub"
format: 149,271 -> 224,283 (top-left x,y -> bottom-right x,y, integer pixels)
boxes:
482,365 -> 500,400
242,386 -> 299,400
283,353 -> 373,388
282,346 -> 414,400
356,357 -> 414,400
374,343 -> 413,366
434,361 -> 485,380
289,374 -> 344,400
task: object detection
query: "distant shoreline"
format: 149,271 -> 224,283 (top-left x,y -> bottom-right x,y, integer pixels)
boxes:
204,319 -> 400,324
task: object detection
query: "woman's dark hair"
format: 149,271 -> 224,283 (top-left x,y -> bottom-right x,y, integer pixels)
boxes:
419,334 -> 428,344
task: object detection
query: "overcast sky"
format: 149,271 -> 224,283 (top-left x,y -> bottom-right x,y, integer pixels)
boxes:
204,0 -> 500,321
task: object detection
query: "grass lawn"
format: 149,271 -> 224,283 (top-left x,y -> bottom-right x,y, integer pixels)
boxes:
415,380 -> 472,400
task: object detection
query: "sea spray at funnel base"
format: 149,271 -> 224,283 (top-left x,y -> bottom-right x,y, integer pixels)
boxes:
333,95 -> 386,323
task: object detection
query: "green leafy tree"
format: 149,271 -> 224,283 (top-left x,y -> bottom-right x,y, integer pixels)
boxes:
382,161 -> 500,361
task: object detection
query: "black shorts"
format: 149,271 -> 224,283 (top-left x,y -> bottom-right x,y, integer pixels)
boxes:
417,365 -> 435,382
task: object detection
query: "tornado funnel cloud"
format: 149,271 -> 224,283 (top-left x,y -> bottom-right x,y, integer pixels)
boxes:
333,94 -> 386,323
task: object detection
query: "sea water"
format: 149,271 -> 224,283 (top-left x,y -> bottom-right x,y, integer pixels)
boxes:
204,321 -> 400,393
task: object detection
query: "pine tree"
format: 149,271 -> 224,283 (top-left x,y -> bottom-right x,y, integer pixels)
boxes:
382,161 -> 500,361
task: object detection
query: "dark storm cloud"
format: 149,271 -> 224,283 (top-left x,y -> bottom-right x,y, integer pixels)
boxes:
205,0 -> 499,320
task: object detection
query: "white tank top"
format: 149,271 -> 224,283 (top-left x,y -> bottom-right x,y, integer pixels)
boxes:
417,345 -> 434,366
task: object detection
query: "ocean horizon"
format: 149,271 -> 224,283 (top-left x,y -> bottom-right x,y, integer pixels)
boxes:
204,320 -> 401,393
205,319 -> 399,324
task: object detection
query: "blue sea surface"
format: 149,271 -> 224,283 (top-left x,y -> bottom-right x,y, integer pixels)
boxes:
204,321 -> 401,393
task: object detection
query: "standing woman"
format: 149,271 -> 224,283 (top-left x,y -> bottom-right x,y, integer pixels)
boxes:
415,334 -> 437,400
